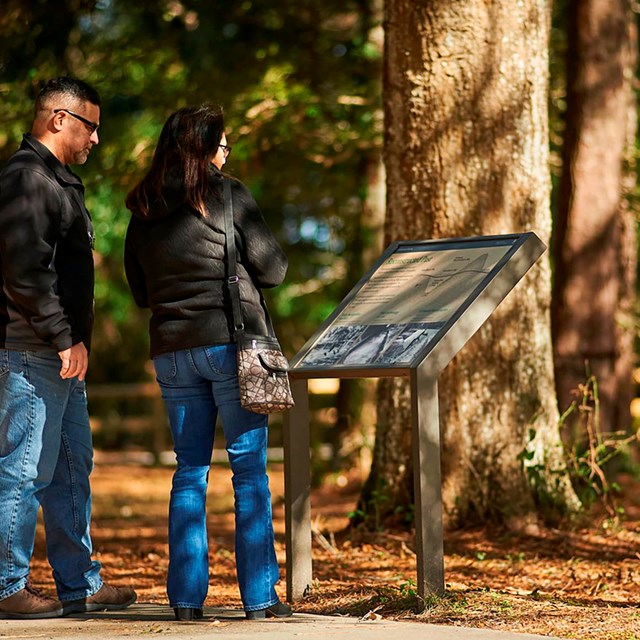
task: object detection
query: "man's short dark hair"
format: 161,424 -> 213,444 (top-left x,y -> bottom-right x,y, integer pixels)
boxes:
36,76 -> 101,113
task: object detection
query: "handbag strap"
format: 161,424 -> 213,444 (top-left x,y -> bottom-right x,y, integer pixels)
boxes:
222,179 -> 245,335
222,177 -> 278,339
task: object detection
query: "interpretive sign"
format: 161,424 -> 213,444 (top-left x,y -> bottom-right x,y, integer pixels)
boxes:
283,232 -> 546,604
291,233 -> 543,376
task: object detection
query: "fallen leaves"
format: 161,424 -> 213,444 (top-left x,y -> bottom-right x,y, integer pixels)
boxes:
27,462 -> 640,640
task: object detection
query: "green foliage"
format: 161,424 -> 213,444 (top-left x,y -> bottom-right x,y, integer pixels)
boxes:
348,484 -> 391,531
519,375 -> 639,525
561,376 -> 639,524
517,426 -> 573,520
0,0 -> 383,383
348,477 -> 415,531
397,578 -> 418,599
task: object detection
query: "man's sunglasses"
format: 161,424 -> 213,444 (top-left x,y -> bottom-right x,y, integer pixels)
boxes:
54,109 -> 99,134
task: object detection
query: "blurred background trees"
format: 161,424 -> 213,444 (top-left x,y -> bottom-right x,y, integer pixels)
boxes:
0,0 -> 384,383
552,0 -> 636,438
0,0 -> 638,525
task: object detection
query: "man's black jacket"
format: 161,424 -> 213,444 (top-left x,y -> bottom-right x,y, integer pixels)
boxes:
0,135 -> 95,353
125,167 -> 288,358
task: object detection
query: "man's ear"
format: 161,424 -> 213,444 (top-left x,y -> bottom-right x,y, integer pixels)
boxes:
51,111 -> 65,132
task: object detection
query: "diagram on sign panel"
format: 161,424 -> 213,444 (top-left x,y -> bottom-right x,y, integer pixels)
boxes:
418,253 -> 490,311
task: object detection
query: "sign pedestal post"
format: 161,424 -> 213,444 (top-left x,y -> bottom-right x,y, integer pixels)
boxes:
283,378 -> 312,602
411,367 -> 444,599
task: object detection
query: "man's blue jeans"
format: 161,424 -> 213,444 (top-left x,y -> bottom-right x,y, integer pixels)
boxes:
0,349 -> 102,601
153,344 -> 280,612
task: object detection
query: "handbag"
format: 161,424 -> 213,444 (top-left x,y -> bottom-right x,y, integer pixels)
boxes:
222,178 -> 295,414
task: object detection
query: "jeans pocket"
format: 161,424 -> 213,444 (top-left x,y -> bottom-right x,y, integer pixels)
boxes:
204,344 -> 237,377
0,350 -> 8,378
153,352 -> 177,384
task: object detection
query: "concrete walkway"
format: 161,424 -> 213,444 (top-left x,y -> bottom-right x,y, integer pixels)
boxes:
0,603 -> 561,640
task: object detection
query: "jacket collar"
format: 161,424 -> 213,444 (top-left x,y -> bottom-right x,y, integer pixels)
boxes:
21,133 -> 85,190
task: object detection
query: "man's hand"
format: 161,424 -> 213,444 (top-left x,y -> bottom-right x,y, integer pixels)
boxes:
58,342 -> 88,381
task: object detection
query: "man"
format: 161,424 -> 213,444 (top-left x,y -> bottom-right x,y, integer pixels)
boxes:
0,77 -> 137,619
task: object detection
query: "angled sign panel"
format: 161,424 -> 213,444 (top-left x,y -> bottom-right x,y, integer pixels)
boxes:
289,232 -> 546,378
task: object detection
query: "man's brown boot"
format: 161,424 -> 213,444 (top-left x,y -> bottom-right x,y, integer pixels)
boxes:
0,585 -> 63,619
63,583 -> 137,615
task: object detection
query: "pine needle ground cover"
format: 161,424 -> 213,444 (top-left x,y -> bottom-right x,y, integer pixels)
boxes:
30,462 -> 640,640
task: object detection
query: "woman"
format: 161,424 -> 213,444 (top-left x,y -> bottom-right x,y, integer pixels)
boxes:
124,105 -> 291,622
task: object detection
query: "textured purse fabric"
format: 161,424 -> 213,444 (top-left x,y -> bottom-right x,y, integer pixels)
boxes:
237,333 -> 295,414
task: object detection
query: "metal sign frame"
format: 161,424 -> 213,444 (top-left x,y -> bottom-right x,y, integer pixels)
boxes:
283,232 -> 547,603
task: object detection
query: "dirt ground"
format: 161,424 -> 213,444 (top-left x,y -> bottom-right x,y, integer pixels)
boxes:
30,459 -> 640,640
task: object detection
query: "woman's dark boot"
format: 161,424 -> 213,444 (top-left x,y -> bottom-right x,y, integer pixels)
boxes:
173,607 -> 203,621
245,601 -> 292,620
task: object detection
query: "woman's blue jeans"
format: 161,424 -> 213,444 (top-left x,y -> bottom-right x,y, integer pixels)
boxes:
153,344 -> 280,612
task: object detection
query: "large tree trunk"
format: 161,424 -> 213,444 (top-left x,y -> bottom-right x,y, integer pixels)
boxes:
359,0 -> 581,531
552,0 -> 636,435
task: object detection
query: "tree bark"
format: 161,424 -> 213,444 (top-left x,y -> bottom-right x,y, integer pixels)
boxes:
359,0 -> 581,531
552,0 -> 636,436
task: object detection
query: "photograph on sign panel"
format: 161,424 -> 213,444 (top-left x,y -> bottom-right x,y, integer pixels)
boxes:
296,245 -> 513,368
298,322 -> 443,367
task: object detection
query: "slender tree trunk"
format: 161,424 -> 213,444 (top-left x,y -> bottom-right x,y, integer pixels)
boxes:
552,0 -> 636,435
333,154 -> 386,457
359,0 -> 580,531
331,0 -> 386,470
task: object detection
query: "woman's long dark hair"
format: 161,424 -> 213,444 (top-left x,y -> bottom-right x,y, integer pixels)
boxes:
126,104 -> 225,217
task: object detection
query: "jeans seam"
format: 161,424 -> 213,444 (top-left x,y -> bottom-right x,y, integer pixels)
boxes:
60,430 -> 80,533
202,347 -> 220,375
244,597 -> 280,612
263,515 -> 270,603
186,349 -> 199,375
